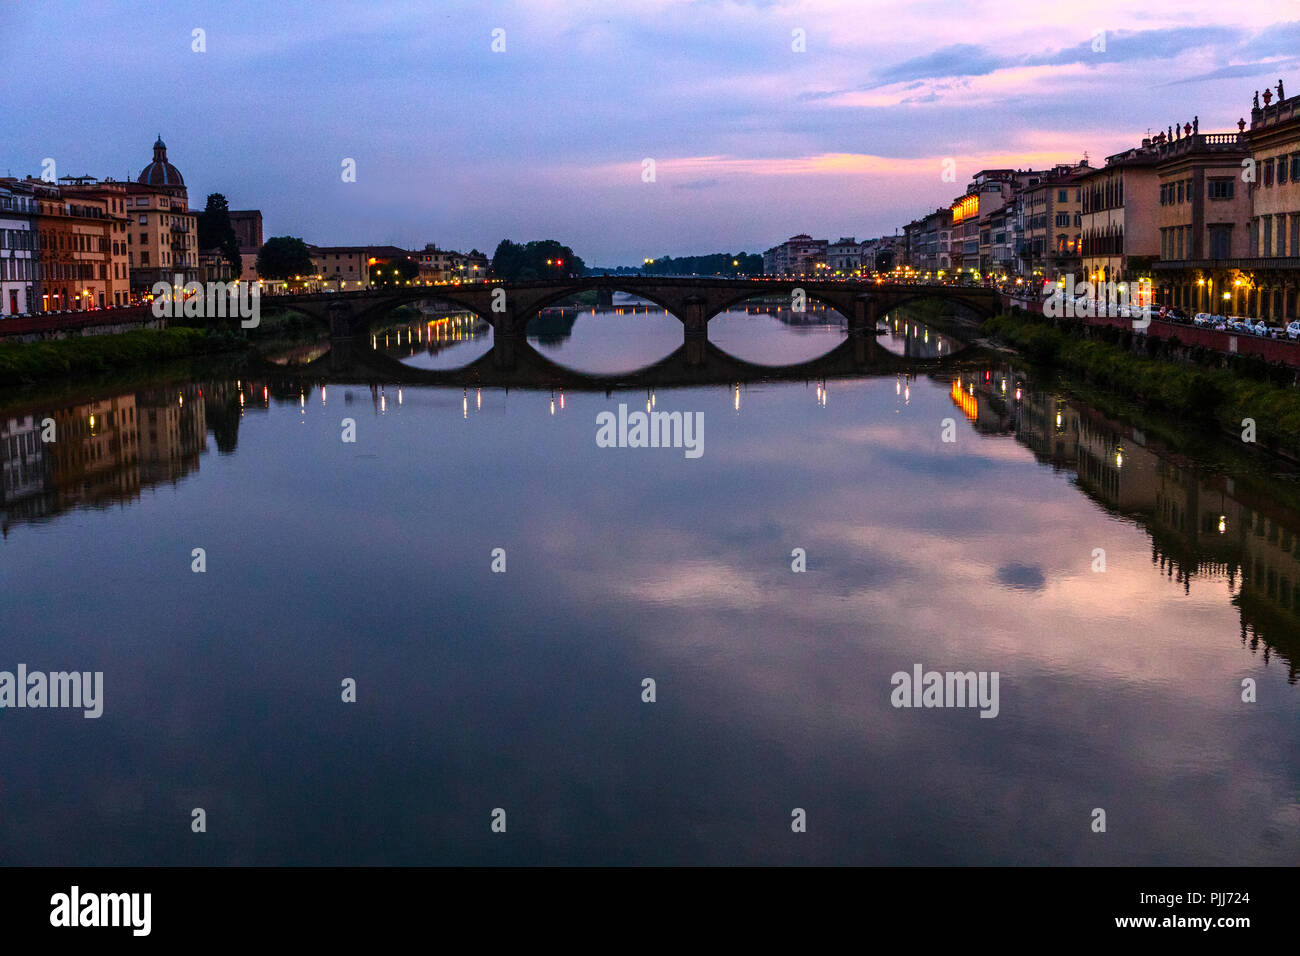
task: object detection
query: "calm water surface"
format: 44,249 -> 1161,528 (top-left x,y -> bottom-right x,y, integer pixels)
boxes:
0,306 -> 1296,865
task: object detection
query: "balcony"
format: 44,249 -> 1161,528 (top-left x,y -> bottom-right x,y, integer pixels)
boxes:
1252,94 -> 1300,130
1153,132 -> 1246,159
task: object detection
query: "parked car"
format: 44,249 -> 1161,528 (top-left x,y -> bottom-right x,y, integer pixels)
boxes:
1286,321 -> 1300,340
1255,323 -> 1282,338
1193,312 -> 1215,327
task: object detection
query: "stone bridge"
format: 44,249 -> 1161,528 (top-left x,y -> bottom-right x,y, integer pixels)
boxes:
268,277 -> 999,365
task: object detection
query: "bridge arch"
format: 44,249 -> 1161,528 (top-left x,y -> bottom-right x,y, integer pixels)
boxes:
358,288 -> 495,324
518,284 -> 691,376
519,283 -> 684,323
876,291 -> 999,321
703,283 -> 860,323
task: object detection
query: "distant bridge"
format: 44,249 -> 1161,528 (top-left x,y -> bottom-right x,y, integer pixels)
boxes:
269,277 -> 999,366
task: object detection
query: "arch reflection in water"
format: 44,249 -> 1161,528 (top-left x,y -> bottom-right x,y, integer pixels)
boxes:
879,314 -> 958,359
514,295 -> 864,374
523,300 -> 683,375
707,302 -> 847,366
373,312 -> 494,371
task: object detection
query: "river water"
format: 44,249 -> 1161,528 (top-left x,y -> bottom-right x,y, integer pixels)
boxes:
0,304 -> 1296,864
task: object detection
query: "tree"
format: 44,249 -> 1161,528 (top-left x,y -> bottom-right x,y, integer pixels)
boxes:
255,236 -> 315,280
641,252 -> 761,275
197,193 -> 242,277
490,239 -> 585,280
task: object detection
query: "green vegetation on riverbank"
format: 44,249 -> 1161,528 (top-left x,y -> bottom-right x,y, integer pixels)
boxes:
0,327 -> 246,388
981,312 -> 1300,455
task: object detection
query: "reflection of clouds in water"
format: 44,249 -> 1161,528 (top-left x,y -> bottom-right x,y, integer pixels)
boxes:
996,562 -> 1047,591
3,364 -> 1297,866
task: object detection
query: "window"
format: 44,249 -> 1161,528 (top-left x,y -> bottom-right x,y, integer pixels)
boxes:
1281,158 -> 1290,185
1209,226 -> 1231,259
1177,181 -> 1184,203
1291,155 -> 1300,182
139,214 -> 146,225
1057,189 -> 1067,203
1208,178 -> 1233,200
1264,159 -> 1274,187
1264,216 -> 1273,255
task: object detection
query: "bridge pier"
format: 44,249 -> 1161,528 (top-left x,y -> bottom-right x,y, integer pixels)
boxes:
682,297 -> 709,367
490,332 -> 516,370
328,300 -> 363,339
849,296 -> 879,364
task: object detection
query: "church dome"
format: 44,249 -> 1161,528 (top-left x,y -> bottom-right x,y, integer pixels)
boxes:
137,136 -> 184,187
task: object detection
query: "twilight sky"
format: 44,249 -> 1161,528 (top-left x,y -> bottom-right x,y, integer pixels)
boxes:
3,0 -> 1298,264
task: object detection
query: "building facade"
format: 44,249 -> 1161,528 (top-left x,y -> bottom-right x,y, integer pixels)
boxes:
1079,143 -> 1161,286
59,179 -> 132,307
127,137 -> 198,294
949,170 -> 1023,276
1017,163 -> 1089,283
1147,84 -> 1300,322
762,234 -> 828,276
0,180 -> 39,316
826,237 -> 862,275
1150,126 -> 1250,312
230,210 -> 263,283
310,246 -> 372,289
32,183 -> 119,311
902,210 -> 952,274
1245,82 -> 1300,321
